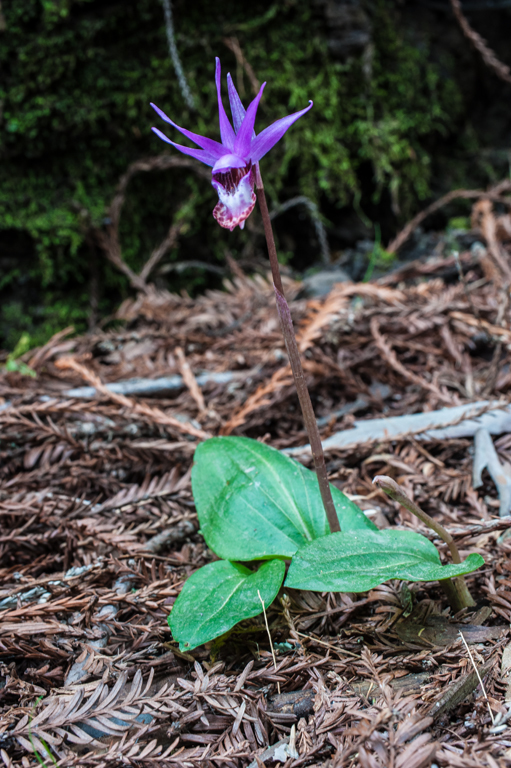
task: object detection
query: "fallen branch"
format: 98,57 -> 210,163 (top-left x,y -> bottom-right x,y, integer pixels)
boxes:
95,215 -> 184,295
56,357 -> 210,440
387,182 -> 511,254
450,0 -> 511,85
161,0 -> 196,109
472,197 -> 511,283
139,221 -> 182,285
270,195 -> 330,265
144,519 -> 198,553
434,516 -> 511,540
428,658 -> 494,720
222,36 -> 260,96
175,346 -> 206,412
286,399 -> 511,456
371,317 -> 452,405
473,428 -> 511,517
62,370 -> 247,399
93,154 -> 210,293
377,250 -> 477,286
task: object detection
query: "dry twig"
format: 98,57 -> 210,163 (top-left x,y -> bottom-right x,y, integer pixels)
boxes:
55,356 -> 210,440
450,0 -> 511,85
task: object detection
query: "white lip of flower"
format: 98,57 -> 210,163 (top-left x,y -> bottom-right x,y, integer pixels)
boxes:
211,162 -> 255,231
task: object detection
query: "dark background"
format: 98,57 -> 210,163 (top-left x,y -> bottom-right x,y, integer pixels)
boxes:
1,0 -> 511,349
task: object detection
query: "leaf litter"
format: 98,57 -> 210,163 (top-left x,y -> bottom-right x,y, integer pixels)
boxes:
1,193 -> 511,765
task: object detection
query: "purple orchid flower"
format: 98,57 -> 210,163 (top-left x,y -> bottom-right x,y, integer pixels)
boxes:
150,58 -> 312,231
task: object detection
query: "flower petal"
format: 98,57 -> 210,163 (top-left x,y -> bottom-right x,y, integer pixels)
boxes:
251,101 -> 313,162
212,168 -> 256,231
151,127 -> 219,166
150,102 -> 226,158
215,58 -> 236,150
234,82 -> 266,160
212,153 -> 246,174
227,73 -> 246,134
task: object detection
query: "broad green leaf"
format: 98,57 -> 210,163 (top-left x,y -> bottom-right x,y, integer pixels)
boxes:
193,436 -> 376,561
169,559 -> 285,651
285,530 -> 484,592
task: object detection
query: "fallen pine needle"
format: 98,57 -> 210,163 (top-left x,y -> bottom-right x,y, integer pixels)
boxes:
258,589 -> 280,694
459,630 -> 495,725
295,631 -> 360,658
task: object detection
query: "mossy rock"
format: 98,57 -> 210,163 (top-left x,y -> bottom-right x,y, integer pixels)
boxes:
0,0 -> 489,348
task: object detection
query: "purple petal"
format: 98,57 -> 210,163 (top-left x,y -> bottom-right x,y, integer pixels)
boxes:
215,58 -> 236,150
251,101 -> 313,162
212,153 -> 246,174
234,82 -> 266,159
227,73 -> 246,134
150,102 -> 226,158
151,127 -> 219,166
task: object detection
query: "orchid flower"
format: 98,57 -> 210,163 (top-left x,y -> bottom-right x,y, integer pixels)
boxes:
150,58 -> 312,231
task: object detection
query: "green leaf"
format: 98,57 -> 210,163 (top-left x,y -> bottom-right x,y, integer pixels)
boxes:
285,530 -> 484,592
169,559 -> 286,651
192,436 -> 376,561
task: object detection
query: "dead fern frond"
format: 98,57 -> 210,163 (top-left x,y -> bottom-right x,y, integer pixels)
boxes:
96,467 -> 191,513
11,669 -> 184,758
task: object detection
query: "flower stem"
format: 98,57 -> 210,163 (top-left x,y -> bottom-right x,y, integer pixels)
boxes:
255,164 -> 341,534
373,475 -> 461,562
373,475 -> 475,611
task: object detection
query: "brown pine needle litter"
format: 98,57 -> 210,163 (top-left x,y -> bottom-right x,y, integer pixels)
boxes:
2,191 -> 511,765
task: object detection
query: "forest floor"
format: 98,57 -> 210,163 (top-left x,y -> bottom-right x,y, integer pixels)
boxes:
1,194 -> 511,767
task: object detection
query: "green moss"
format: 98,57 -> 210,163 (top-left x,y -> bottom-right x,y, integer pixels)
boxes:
0,0 -> 470,348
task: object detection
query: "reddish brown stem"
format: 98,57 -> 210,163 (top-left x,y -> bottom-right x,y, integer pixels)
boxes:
255,164 -> 340,533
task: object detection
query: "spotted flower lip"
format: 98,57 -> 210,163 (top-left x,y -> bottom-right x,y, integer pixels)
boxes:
150,57 -> 312,231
